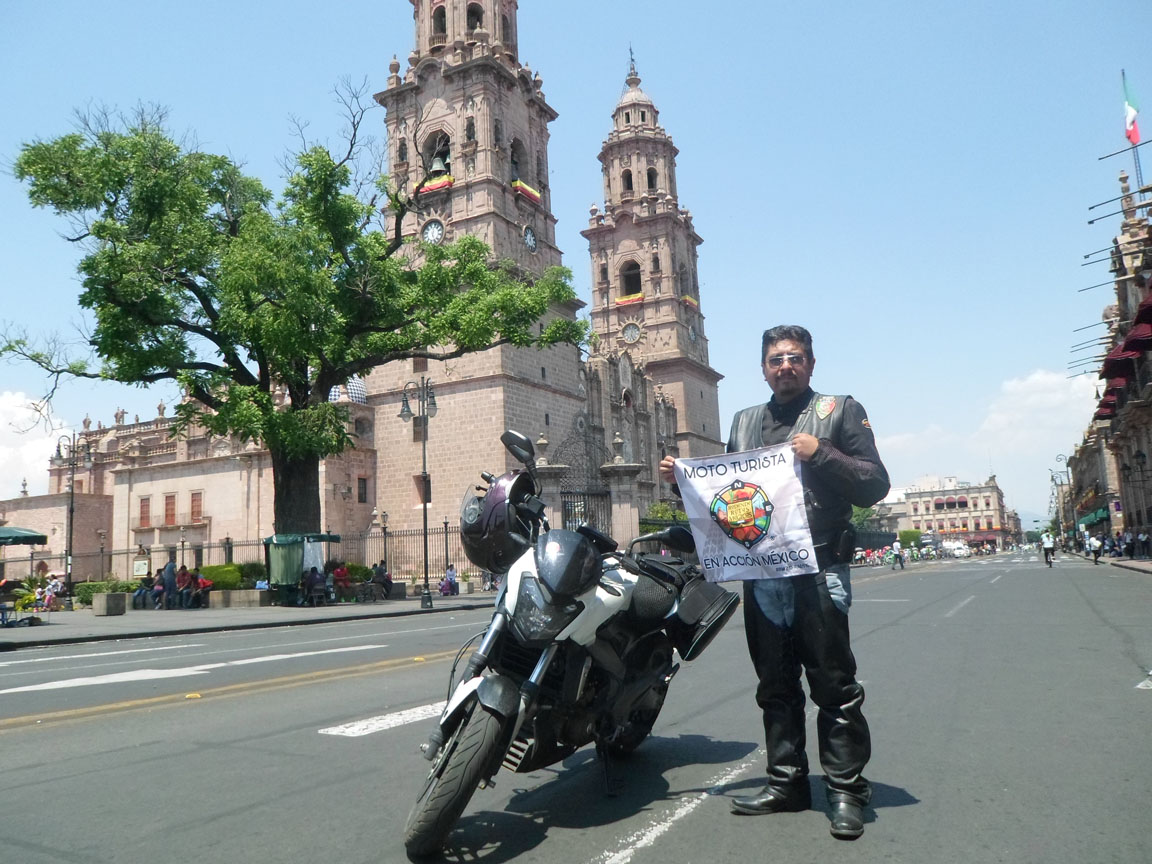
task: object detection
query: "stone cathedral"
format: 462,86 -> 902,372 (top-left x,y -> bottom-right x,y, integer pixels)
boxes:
4,0 -> 724,571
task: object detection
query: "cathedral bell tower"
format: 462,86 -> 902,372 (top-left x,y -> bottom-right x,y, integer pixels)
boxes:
582,64 -> 723,458
366,1 -> 586,533
375,0 -> 559,269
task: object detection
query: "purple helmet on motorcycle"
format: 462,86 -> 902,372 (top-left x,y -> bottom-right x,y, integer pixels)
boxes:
459,470 -> 535,574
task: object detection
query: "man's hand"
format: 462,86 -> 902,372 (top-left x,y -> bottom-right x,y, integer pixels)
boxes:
791,433 -> 820,462
659,455 -> 677,483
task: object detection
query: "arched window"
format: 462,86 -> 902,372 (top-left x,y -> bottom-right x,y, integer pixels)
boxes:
423,132 -> 452,175
622,169 -> 633,193
620,260 -> 642,295
467,3 -> 484,31
432,6 -> 447,35
501,14 -> 511,41
510,138 -> 528,182
647,167 -> 658,190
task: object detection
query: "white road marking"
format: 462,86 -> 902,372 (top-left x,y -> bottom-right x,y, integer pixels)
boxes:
0,644 -> 205,668
0,645 -> 387,694
944,596 -> 976,618
591,753 -> 766,864
990,574 -> 1003,584
319,701 -> 447,737
1136,679 -> 1152,690
855,599 -> 909,602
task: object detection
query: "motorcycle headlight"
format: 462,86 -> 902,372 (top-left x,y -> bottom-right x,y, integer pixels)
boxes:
510,575 -> 583,644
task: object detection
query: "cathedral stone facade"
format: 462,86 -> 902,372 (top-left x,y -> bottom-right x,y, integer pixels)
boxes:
0,0 -> 723,577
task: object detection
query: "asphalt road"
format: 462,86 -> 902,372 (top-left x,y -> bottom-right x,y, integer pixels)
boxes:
1,553 -> 1150,864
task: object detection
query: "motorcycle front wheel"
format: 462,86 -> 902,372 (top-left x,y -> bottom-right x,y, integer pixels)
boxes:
403,698 -> 506,857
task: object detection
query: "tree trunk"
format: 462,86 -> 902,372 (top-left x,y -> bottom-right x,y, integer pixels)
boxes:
270,448 -> 322,534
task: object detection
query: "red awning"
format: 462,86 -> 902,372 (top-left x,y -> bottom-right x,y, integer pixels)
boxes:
1099,393 -> 1117,405
1135,293 -> 1152,325
1106,376 -> 1128,391
1101,344 -> 1141,378
1094,406 -> 1115,419
1122,322 -> 1152,351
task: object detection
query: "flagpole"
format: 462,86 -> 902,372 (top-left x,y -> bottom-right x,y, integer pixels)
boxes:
1124,69 -> 1145,192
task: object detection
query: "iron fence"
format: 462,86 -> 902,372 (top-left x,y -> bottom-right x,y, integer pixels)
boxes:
0,528 -> 472,586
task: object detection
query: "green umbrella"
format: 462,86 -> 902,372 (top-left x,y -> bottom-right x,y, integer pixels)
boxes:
0,526 -> 49,546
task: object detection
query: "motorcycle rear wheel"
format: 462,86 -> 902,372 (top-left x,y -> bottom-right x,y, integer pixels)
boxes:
403,699 -> 505,857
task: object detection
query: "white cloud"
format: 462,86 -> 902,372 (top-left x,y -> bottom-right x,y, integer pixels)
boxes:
0,392 -> 67,500
876,370 -> 1097,516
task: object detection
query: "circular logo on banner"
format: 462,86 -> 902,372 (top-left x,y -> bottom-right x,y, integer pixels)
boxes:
710,479 -> 773,548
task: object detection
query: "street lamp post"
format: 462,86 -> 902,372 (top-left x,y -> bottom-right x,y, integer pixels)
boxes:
399,377 -> 437,609
179,526 -> 186,568
443,516 -> 450,575
97,529 -> 107,580
52,432 -> 92,598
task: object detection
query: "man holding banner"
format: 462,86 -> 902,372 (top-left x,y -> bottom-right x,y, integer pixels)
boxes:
660,324 -> 889,840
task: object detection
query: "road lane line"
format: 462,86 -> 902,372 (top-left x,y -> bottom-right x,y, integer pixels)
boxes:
320,701 -> 447,737
990,574 -> 1003,584
591,753 -> 766,864
944,596 -> 976,618
0,649 -> 461,732
0,644 -> 206,668
0,645 -> 387,694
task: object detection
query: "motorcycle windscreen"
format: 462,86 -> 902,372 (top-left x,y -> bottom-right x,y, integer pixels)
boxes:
535,530 -> 602,598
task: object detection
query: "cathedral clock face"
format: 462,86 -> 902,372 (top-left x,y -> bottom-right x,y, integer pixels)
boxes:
523,225 -> 538,253
622,322 -> 641,344
422,219 -> 445,245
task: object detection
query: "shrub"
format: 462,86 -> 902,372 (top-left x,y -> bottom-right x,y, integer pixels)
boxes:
347,563 -> 373,582
201,564 -> 243,590
74,581 -> 112,606
239,561 -> 266,588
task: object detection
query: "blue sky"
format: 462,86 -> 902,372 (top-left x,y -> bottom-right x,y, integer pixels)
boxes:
1,0 -> 1149,524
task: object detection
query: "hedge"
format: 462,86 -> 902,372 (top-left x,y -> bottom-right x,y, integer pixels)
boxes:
73,580 -> 137,606
200,565 -> 243,590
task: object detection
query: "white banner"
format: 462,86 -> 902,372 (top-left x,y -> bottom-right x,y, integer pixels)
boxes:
674,443 -> 817,582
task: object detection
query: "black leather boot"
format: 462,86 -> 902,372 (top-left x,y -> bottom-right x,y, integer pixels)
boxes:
828,798 -> 864,839
731,784 -> 811,815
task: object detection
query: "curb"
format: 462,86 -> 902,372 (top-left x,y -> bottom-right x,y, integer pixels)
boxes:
1105,558 -> 1152,575
0,597 -> 493,652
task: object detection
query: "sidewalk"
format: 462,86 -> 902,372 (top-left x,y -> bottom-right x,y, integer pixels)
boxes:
1103,556 -> 1152,576
0,591 -> 496,651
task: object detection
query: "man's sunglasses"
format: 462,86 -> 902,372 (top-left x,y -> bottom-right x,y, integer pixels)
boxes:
765,353 -> 807,368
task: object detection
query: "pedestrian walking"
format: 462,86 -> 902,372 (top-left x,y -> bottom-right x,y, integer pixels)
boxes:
891,538 -> 904,570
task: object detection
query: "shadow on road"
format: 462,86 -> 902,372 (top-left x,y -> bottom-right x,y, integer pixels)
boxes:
433,734 -> 757,862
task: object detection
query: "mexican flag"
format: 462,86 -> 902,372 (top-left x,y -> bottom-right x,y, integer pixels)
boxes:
1124,71 -> 1140,145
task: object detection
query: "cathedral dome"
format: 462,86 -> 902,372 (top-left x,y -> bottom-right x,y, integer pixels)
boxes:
616,64 -> 654,110
328,377 -> 368,404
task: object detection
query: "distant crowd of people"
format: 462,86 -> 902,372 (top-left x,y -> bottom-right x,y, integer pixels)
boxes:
1079,529 -> 1150,564
133,561 -> 213,609
297,560 -> 394,605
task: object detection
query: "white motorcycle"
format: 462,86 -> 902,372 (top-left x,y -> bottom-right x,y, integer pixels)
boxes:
403,430 -> 740,857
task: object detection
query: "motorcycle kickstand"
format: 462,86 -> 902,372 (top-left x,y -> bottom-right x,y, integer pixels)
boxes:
595,740 -> 622,798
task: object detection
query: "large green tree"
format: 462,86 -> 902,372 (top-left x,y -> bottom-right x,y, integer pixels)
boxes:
7,103 -> 583,533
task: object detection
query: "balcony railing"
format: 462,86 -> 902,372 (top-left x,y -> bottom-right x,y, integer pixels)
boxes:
429,33 -> 447,47
132,514 -> 211,531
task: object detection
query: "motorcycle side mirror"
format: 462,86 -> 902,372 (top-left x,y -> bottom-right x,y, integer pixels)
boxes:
627,524 -> 696,555
660,525 -> 696,553
500,430 -> 536,467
